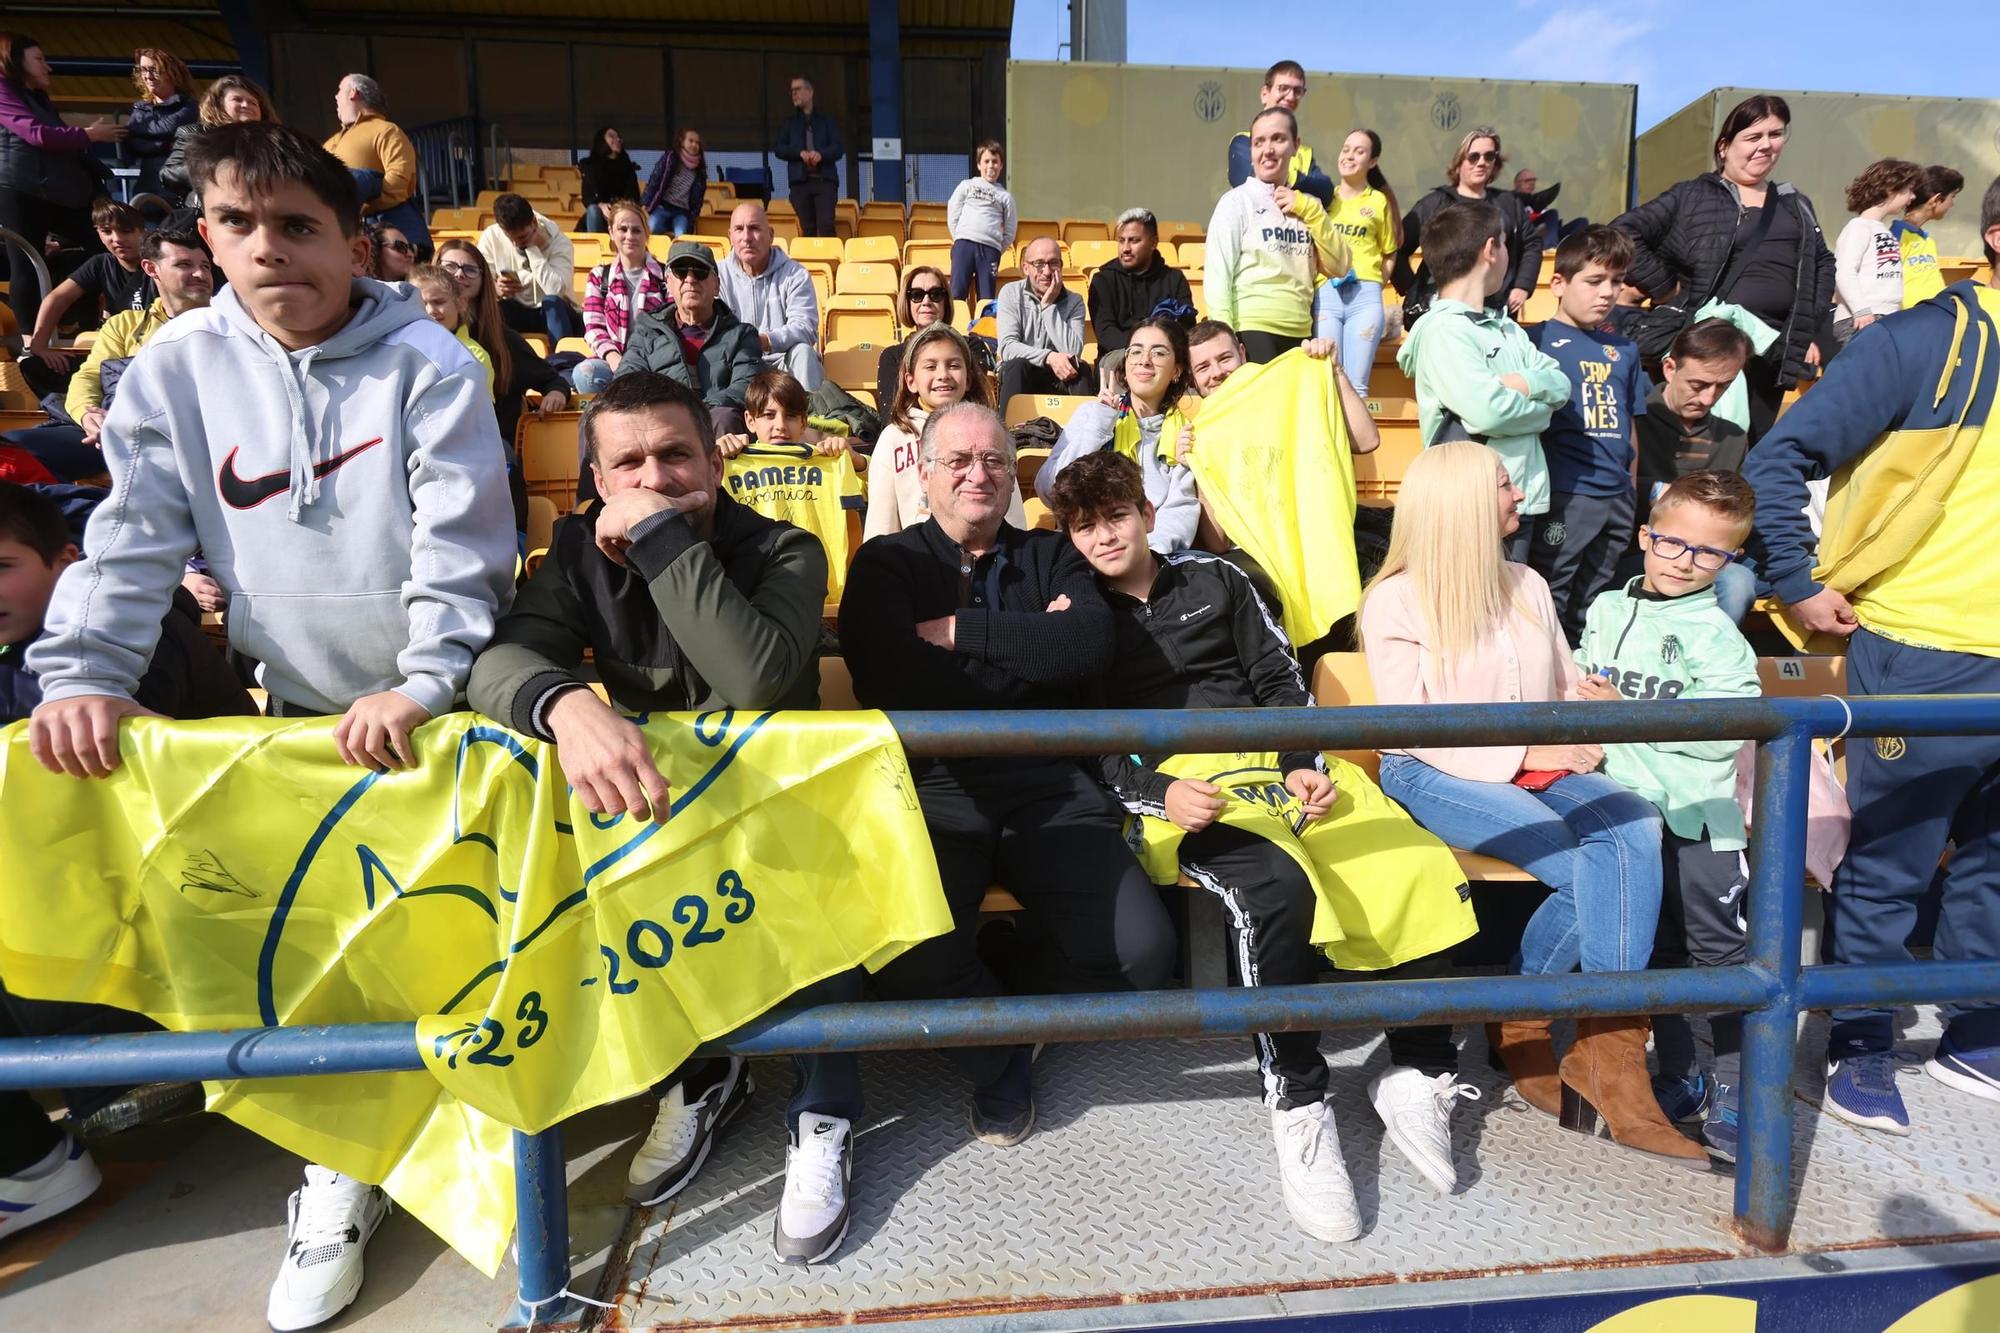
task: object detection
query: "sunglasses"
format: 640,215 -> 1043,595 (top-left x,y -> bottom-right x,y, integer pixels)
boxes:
668,263 -> 711,280
1465,150 -> 1500,164
906,286 -> 948,304
382,238 -> 415,255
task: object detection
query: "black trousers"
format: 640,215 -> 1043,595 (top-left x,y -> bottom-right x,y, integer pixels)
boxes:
1742,354 -> 1785,446
790,178 -> 838,238
0,187 -> 93,331
1180,823 -> 1457,1108
997,357 -> 1096,410
1239,330 -> 1305,365
872,761 -> 1178,1091
0,988 -> 159,1175
1528,488 -> 1637,643
1650,830 -> 1749,1086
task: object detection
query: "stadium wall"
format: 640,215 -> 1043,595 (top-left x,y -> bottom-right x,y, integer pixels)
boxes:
1637,88 -> 2000,259
1005,60 -> 1636,233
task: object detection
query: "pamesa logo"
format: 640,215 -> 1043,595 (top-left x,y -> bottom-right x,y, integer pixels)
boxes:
1194,81 -> 1226,123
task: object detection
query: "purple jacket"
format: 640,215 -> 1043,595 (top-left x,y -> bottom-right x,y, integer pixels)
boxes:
0,74 -> 95,206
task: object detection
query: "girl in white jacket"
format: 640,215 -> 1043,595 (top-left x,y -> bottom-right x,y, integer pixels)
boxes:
1833,158 -> 1924,341
864,324 -> 1026,539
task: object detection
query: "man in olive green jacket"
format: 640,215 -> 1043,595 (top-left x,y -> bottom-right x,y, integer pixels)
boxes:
467,371 -> 857,1266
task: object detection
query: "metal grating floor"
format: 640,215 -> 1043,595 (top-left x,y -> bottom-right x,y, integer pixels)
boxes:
595,1006 -> 2000,1331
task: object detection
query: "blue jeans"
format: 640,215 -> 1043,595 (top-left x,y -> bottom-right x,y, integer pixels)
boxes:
650,206 -> 693,237
571,357 -> 614,395
581,204 -> 608,233
503,295 -> 581,345
1379,754 -> 1664,974
1312,279 -> 1385,395
1,424 -> 100,481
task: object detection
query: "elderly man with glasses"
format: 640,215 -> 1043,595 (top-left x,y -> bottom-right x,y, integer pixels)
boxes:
839,401 -> 1178,1147
996,236 -> 1095,410
614,240 -> 766,436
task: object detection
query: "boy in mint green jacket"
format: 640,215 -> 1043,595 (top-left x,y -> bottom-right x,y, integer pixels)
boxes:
1573,469 -> 1760,1163
1396,198 -> 1570,560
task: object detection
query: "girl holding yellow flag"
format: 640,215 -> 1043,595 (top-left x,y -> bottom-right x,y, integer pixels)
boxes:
1050,452 -> 1479,1242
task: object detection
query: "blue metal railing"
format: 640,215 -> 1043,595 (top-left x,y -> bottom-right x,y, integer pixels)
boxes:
4,695 -> 1999,1328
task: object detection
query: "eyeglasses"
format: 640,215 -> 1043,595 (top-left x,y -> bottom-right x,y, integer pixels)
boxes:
1022,258 -> 1062,271
1644,532 -> 1738,571
906,286 -> 948,304
1465,150 -> 1500,164
932,451 -> 1011,478
438,260 -> 480,278
1271,82 -> 1308,99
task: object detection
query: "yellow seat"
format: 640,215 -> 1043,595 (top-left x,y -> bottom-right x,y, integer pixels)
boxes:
835,199 -> 861,233
1177,241 -> 1206,271
1188,278 -> 1206,318
1161,223 -> 1205,246
1015,447 -> 1050,493
823,344 -> 884,395
1015,219 -> 1060,248
786,236 -> 845,265
516,411 -> 584,509
767,197 -> 797,218
555,336 -> 592,359
1069,239 -> 1119,271
1061,218 -> 1111,245
844,235 -> 900,265
823,299 -> 897,348
1156,242 -> 1179,268
902,239 -> 953,276
860,200 -> 903,220
835,261 -> 900,296
1022,496 -> 1058,531
524,495 -> 557,561
1002,394 -> 1094,428
907,217 -> 950,241
1355,420 -> 1423,504
1369,360 -> 1415,399
799,261 -> 834,313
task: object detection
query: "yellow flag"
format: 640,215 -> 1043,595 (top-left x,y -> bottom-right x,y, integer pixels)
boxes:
1131,751 -> 1476,971
1187,351 -> 1361,645
722,444 -> 866,601
0,710 -> 950,1275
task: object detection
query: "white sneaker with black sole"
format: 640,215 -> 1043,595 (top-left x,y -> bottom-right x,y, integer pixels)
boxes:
627,1056 -> 753,1205
266,1166 -> 389,1331
1370,1066 -> 1480,1195
773,1112 -> 852,1264
0,1133 -> 101,1238
1270,1101 -> 1362,1242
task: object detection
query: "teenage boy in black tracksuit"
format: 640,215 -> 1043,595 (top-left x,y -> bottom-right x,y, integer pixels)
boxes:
1048,451 -> 1482,1241
839,403 -> 1177,1147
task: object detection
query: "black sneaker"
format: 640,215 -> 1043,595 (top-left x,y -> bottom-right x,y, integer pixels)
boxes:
968,1045 -> 1036,1146
625,1056 -> 753,1205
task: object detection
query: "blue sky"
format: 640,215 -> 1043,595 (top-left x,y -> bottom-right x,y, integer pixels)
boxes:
1010,0 -> 1997,130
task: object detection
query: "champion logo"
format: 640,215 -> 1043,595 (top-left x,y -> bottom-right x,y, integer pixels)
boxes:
1178,604 -> 1212,622
218,438 -> 384,510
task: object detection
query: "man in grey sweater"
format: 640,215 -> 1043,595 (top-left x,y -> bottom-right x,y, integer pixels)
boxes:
717,202 -> 824,390
997,236 -> 1095,410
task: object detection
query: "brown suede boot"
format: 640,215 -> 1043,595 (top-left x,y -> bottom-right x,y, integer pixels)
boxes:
1486,1020 -> 1562,1117
1558,1016 -> 1711,1168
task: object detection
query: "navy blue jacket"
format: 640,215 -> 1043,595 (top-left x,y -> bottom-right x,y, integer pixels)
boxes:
1743,281 -> 1999,605
774,110 -> 843,185
1225,134 -> 1334,208
126,94 -> 198,196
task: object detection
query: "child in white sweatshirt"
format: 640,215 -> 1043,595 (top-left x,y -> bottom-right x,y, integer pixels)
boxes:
1833,159 -> 1925,342
946,140 -> 1018,306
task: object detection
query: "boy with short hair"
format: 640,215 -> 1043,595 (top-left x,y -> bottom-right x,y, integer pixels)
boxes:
1526,226 -> 1652,638
716,368 -> 863,602
1896,165 -> 1964,308
24,199 -> 153,378
1573,470 -> 1761,1162
1396,199 -> 1570,561
1051,451 -> 1479,1240
24,121 -> 514,1331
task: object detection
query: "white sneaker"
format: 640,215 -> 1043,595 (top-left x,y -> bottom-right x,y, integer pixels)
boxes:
266,1166 -> 389,1331
773,1113 -> 853,1265
626,1058 -> 753,1205
1270,1101 -> 1361,1242
0,1133 -> 101,1238
1370,1066 -> 1480,1195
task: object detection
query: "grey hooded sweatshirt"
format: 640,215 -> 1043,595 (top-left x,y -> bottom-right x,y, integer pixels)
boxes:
28,279 -> 516,717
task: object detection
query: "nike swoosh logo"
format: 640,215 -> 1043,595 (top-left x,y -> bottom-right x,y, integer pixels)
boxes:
219,438 -> 384,510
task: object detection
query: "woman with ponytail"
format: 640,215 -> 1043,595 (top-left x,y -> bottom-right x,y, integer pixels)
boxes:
1313,129 -> 1400,393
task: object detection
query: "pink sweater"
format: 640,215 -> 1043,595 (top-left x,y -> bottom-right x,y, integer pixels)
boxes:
1358,564 -> 1580,783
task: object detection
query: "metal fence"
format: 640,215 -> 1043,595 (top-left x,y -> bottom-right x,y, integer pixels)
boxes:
4,695 -> 1999,1328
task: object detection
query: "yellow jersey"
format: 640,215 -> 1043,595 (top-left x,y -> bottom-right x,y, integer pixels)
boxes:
1896,222 -> 1943,308
721,443 -> 865,602
1852,285 -> 2000,655
1327,186 -> 1397,286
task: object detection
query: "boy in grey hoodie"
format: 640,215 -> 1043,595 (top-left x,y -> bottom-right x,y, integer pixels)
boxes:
1573,470 -> 1760,1165
24,123 -> 514,1333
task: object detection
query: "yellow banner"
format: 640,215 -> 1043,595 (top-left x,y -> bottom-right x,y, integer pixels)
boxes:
0,710 -> 950,1274
1133,750 -> 1476,972
1188,350 -> 1362,646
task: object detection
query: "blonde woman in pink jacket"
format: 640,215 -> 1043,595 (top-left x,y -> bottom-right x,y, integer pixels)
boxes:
1359,442 -> 1702,1169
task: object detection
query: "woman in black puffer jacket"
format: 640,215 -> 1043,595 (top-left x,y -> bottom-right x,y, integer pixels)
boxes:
125,48 -> 198,199
1613,94 -> 1835,442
